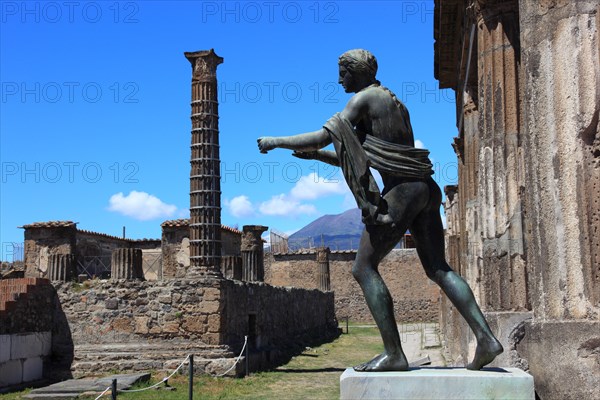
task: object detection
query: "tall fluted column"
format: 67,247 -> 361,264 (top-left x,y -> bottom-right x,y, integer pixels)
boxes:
48,254 -> 76,281
519,0 -> 600,319
241,225 -> 268,282
476,0 -> 527,311
111,248 -> 144,280
316,247 -> 331,291
184,49 -> 224,278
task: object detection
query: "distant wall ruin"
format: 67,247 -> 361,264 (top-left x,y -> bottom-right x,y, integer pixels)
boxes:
265,249 -> 440,323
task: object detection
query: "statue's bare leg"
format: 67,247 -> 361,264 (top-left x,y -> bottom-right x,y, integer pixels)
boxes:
410,179 -> 503,370
352,181 -> 429,372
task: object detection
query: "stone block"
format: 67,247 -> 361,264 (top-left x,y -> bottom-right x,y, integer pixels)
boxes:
134,317 -> 149,334
0,359 -> 23,387
162,321 -> 180,333
517,320 -> 600,400
339,367 -> 534,400
0,335 -> 10,363
11,332 -> 50,359
22,356 -> 43,382
199,300 -> 220,314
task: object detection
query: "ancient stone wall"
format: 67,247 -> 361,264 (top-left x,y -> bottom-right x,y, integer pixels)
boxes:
23,224 -> 77,278
265,249 -> 440,323
23,222 -> 161,280
220,280 -> 339,367
54,278 -> 337,356
435,1 -> 600,398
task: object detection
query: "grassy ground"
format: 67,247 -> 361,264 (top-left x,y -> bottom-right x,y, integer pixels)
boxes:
2,324 -> 386,400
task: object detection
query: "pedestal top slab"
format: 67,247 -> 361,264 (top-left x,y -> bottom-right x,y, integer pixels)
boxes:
340,367 -> 534,400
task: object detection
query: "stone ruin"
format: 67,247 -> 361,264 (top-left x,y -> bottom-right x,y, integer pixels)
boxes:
435,1 -> 599,399
0,49 -> 339,390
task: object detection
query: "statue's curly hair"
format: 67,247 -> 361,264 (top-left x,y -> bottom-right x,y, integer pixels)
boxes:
338,49 -> 378,80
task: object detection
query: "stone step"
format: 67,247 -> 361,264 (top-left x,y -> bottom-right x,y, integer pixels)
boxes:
73,348 -> 237,363
73,342 -> 237,361
71,356 -> 244,377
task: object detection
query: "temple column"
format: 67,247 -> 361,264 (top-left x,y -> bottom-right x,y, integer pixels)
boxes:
48,254 -> 76,282
316,247 -> 331,291
241,225 -> 268,282
476,0 -> 527,311
111,248 -> 144,280
184,49 -> 224,279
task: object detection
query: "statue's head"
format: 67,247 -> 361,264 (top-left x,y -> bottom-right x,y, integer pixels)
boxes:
338,49 -> 378,81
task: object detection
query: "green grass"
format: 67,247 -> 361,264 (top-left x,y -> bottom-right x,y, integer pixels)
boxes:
2,325 -> 384,400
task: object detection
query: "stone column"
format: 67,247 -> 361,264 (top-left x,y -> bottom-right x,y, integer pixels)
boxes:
476,0 -> 527,311
519,0 -> 600,319
316,247 -> 331,291
241,225 -> 268,282
184,49 -> 224,278
221,255 -> 242,280
47,254 -> 76,281
111,248 -> 143,280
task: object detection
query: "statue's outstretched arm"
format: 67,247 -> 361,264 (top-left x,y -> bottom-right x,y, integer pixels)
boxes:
258,128 -> 331,154
292,150 -> 340,167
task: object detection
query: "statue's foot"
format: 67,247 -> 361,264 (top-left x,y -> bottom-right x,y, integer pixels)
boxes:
353,352 -> 409,372
466,338 -> 503,370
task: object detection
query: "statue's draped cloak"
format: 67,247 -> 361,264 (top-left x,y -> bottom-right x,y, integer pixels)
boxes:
323,113 -> 433,223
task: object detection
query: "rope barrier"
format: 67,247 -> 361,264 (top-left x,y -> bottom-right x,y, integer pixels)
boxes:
118,355 -> 190,393
92,336 -> 248,396
212,335 -> 248,377
94,386 -> 111,400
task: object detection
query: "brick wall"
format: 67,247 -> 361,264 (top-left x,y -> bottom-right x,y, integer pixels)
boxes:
0,278 -> 72,388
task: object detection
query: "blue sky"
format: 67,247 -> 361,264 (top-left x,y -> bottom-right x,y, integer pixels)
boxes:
0,1 -> 459,260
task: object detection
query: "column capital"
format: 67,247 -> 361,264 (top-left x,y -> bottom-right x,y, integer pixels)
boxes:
241,225 -> 268,252
316,247 -> 331,263
184,49 -> 224,82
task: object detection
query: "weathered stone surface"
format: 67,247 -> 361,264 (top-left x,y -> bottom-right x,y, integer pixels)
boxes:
340,367 -> 534,400
111,248 -> 144,280
134,317 -> 149,334
265,249 -> 439,323
0,359 -> 22,386
24,372 -> 150,398
22,357 -> 43,382
47,254 -> 76,282
0,335 -> 10,363
185,49 -> 224,276
435,1 -> 600,398
517,320 -> 600,400
11,332 -> 51,359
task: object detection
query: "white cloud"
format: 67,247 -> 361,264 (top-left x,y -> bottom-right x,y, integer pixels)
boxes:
225,195 -> 255,218
108,191 -> 177,221
290,172 -> 349,200
415,139 -> 425,149
259,194 -> 317,216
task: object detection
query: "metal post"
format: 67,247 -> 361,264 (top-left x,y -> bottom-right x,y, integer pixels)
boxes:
245,335 -> 249,377
346,317 -> 349,334
111,379 -> 117,399
189,354 -> 194,400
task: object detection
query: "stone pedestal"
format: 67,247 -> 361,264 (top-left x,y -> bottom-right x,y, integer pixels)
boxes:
111,248 -> 143,280
340,368 -> 534,400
